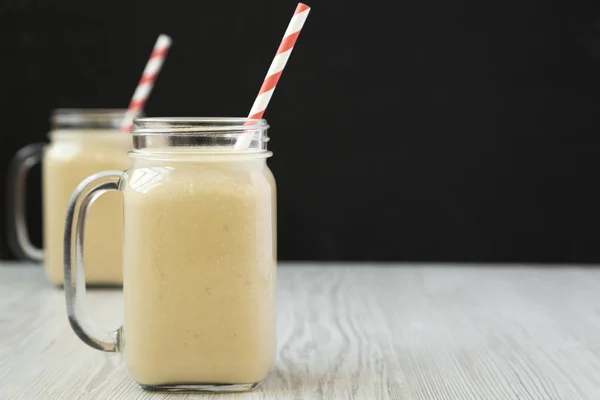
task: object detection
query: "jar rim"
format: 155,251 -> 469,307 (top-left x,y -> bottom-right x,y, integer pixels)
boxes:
51,109 -> 129,130
131,117 -> 270,153
132,117 -> 269,135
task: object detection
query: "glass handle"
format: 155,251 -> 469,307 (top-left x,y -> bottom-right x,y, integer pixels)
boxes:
6,143 -> 45,261
64,170 -> 125,352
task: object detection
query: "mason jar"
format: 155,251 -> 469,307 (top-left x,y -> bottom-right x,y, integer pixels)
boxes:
64,118 -> 277,392
7,109 -> 131,285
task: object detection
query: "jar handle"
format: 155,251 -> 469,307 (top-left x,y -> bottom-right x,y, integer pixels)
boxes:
64,170 -> 125,352
6,143 -> 45,261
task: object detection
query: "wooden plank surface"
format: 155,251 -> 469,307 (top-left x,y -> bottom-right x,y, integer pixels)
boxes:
1,263 -> 600,399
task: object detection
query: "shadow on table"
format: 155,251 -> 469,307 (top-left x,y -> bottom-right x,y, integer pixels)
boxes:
258,364 -> 353,398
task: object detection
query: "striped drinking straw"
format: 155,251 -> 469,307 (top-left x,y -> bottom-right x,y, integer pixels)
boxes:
121,34 -> 172,133
235,3 -> 311,149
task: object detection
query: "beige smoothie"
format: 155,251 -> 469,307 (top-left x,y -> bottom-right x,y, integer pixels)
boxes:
122,156 -> 276,386
43,131 -> 130,285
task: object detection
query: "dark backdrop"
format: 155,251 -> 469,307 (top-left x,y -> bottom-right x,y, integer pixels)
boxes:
1,0 -> 600,262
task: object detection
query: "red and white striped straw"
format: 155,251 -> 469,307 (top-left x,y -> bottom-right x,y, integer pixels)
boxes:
235,3 -> 310,149
121,34 -> 172,132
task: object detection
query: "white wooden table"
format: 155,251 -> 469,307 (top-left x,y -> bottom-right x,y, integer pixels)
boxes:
1,263 -> 600,399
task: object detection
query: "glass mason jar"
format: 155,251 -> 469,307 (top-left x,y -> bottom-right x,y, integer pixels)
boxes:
64,118 -> 277,392
6,109 -> 131,285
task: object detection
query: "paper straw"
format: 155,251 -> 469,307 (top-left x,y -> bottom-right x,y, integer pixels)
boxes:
121,34 -> 172,132
235,3 -> 310,149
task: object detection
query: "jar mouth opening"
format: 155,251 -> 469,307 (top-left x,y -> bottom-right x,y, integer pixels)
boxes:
132,117 -> 269,134
51,109 -> 129,130
131,118 -> 270,153
129,149 -> 273,160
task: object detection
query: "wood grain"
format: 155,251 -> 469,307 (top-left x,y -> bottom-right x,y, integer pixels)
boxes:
1,263 -> 600,399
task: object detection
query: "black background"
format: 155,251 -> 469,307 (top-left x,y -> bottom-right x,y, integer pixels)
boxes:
1,0 -> 600,262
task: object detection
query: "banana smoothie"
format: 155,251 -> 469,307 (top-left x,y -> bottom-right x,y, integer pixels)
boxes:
43,130 -> 130,284
122,156 -> 277,386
